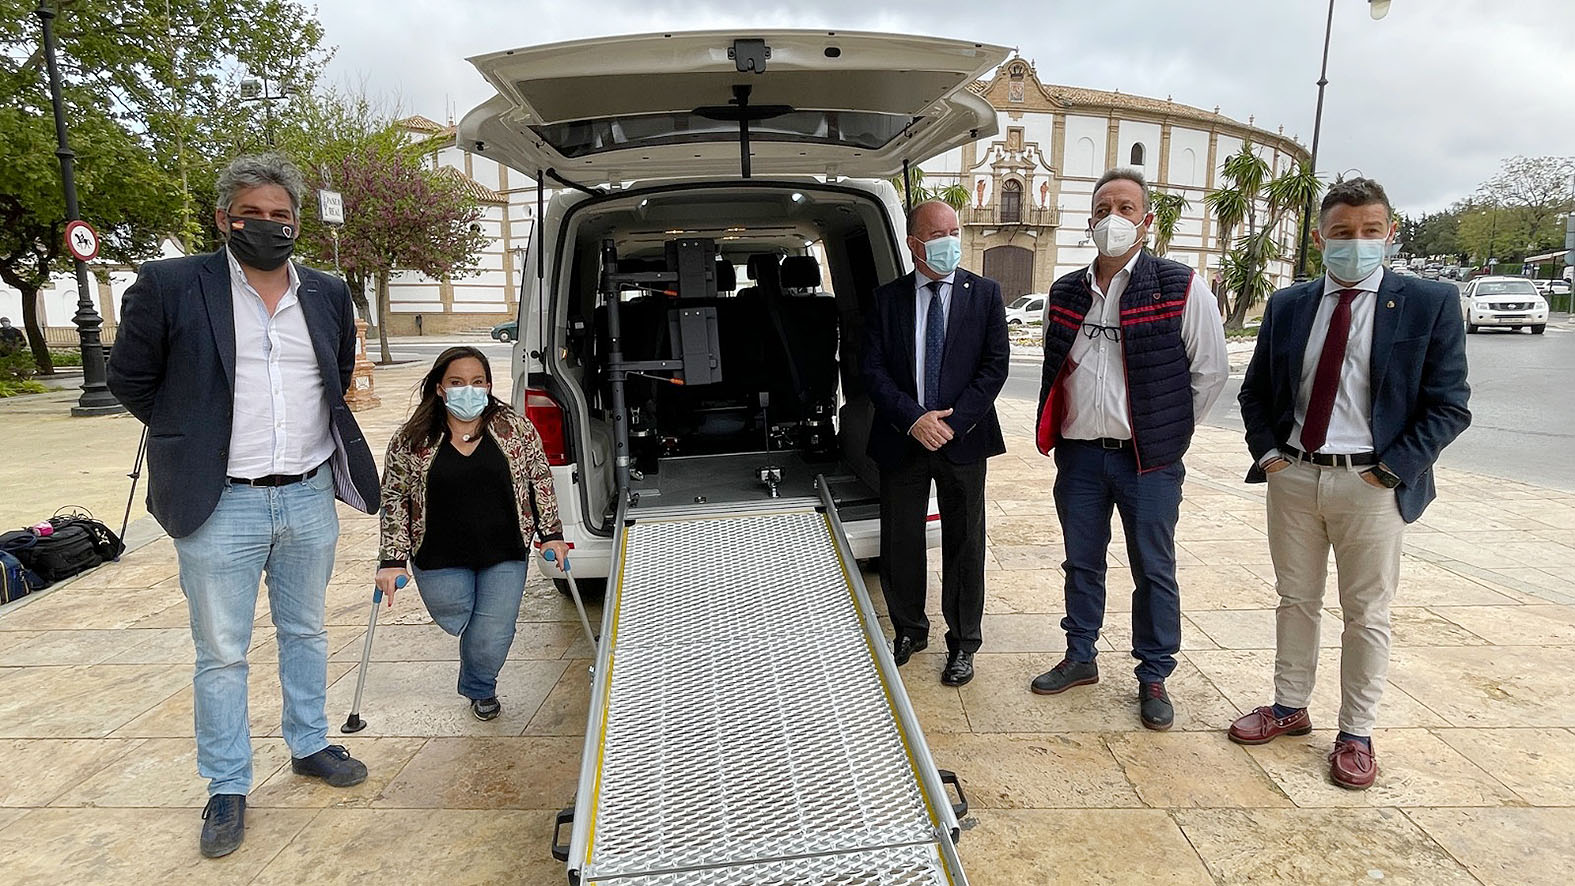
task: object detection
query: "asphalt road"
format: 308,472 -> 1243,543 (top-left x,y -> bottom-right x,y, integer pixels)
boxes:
1000,321 -> 1575,491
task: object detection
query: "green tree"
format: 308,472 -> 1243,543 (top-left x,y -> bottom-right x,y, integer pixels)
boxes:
0,0 -> 329,371
1475,155 -> 1574,257
894,167 -> 971,212
1149,190 -> 1190,257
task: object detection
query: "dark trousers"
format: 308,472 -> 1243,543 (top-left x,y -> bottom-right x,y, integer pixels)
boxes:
1053,440 -> 1185,683
878,445 -> 987,654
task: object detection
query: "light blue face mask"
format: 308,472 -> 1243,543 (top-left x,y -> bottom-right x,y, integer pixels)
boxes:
443,384 -> 489,422
1323,238 -> 1388,283
921,234 -> 962,275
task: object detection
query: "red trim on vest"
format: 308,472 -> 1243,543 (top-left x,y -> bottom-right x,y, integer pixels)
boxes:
1125,308 -> 1185,324
1048,304 -> 1083,321
1048,314 -> 1081,332
1120,299 -> 1187,317
1036,362 -> 1074,455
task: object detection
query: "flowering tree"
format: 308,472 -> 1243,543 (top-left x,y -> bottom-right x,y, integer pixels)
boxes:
303,143 -> 489,363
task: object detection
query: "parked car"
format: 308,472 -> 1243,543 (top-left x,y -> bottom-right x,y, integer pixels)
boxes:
1422,265 -> 1442,280
1549,279 -> 1572,296
1460,276 -> 1548,334
458,30 -> 1009,586
490,320 -> 518,342
1005,294 -> 1046,326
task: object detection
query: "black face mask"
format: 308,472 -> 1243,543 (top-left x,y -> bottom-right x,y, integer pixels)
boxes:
223,213 -> 296,271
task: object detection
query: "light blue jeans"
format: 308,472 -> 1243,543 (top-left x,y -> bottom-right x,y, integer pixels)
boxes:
172,466 -> 338,796
411,561 -> 529,699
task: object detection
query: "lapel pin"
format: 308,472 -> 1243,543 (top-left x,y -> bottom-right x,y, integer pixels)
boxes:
1386,300 -> 1395,308
963,281 -> 971,289
1153,292 -> 1162,300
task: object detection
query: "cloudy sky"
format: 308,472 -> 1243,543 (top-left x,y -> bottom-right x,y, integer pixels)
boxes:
316,0 -> 1574,215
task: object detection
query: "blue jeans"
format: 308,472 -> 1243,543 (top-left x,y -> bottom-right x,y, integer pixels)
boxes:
172,466 -> 339,796
1053,441 -> 1185,683
411,561 -> 529,699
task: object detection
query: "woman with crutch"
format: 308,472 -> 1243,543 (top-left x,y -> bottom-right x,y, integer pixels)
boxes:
375,346 -> 569,721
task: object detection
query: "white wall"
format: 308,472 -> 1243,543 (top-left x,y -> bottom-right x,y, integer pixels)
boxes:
1167,127 -> 1210,187
1063,115 -> 1107,178
1116,120 -> 1162,177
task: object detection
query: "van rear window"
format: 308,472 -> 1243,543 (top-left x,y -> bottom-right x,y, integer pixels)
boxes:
531,110 -> 912,158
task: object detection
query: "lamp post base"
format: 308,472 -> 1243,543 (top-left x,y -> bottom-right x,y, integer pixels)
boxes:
72,403 -> 126,417
73,386 -> 125,417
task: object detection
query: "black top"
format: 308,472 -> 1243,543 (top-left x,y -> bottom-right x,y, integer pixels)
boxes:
413,432 -> 529,571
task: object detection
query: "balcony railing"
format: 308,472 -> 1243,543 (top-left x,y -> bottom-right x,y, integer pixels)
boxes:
961,204 -> 1059,227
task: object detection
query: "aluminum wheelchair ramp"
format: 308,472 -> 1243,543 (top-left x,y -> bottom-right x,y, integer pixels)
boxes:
554,481 -> 968,885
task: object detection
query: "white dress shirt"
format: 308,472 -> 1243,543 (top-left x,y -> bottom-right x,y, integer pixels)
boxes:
225,248 -> 336,478
1060,252 -> 1229,440
913,270 -> 955,408
1292,267 -> 1382,454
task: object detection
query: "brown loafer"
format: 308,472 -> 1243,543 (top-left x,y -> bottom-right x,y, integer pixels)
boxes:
1329,739 -> 1377,790
1227,705 -> 1313,745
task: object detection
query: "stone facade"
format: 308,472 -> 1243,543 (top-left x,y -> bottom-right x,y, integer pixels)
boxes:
920,58 -> 1311,301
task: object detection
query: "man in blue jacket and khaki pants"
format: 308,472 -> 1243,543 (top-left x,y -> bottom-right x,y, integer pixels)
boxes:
1230,177 -> 1471,790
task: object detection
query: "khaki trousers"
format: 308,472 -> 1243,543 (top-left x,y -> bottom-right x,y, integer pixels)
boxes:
1265,458 -> 1406,735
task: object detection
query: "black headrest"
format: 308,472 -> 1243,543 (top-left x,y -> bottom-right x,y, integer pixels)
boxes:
746,253 -> 781,281
781,256 -> 821,290
714,258 -> 736,292
619,257 -> 665,273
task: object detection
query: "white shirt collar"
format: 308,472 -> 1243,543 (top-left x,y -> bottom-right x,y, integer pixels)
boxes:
1085,250 -> 1144,288
1323,265 -> 1384,296
225,246 -> 300,297
916,270 -> 956,291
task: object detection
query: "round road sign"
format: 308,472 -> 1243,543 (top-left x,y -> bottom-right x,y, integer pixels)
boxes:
64,220 -> 100,262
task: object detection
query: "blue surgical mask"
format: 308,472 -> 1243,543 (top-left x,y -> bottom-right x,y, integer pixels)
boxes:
443,385 -> 490,421
1323,238 -> 1387,283
921,235 -> 962,275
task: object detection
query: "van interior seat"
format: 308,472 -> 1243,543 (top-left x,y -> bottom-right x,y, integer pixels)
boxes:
780,255 -> 822,293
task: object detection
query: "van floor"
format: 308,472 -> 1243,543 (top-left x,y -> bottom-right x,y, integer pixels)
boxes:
627,451 -> 878,518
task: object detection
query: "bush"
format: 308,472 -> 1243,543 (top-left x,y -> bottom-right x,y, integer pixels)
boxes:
0,379 -> 47,398
49,349 -> 83,367
0,350 -> 36,382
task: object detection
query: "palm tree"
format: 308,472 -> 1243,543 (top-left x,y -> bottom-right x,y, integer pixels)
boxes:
891,167 -> 972,213
1150,191 -> 1191,257
1205,144 -> 1324,329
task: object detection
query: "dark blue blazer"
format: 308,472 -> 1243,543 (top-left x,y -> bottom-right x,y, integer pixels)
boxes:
108,249 -> 381,538
861,268 -> 1010,467
1239,272 -> 1471,522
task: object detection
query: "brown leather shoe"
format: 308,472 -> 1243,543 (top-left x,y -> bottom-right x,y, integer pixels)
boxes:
1227,706 -> 1313,745
1329,739 -> 1377,790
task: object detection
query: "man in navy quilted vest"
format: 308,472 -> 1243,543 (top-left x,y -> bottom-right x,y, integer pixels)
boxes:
1029,169 -> 1228,730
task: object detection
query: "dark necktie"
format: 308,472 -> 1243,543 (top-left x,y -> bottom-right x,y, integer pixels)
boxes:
1301,288 -> 1361,453
924,280 -> 945,411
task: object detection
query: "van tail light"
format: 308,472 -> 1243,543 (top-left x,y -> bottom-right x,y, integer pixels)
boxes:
524,387 -> 570,466
926,513 -> 942,523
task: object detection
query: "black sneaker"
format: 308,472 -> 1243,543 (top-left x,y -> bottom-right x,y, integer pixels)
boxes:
1140,681 -> 1174,731
199,793 -> 245,858
471,696 -> 502,721
291,744 -> 368,787
1030,659 -> 1099,695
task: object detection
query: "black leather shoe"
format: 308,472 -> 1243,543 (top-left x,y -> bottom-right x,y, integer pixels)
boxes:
199,793 -> 245,858
291,744 -> 368,787
941,651 -> 974,686
471,697 -> 501,721
1030,658 -> 1099,695
892,635 -> 928,667
1140,682 -> 1174,731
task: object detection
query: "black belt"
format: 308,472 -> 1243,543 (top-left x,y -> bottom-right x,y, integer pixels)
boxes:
228,466 -> 318,487
1283,446 -> 1377,467
1069,437 -> 1132,451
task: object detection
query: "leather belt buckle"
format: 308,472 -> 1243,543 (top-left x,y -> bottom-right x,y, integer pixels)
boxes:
1100,438 -> 1125,450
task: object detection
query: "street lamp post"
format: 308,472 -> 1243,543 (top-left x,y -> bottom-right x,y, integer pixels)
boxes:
36,3 -> 122,416
239,74 -> 291,146
1293,0 -> 1392,282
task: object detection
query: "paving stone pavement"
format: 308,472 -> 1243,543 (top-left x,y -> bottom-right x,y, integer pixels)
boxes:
2,364 -> 1574,885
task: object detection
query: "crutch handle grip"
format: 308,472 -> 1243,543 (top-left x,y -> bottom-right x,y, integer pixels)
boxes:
542,549 -> 571,572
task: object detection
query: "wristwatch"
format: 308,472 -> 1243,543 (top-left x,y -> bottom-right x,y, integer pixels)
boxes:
1366,463 -> 1402,489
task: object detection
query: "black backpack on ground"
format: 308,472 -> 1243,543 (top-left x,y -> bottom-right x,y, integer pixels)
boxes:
0,511 -> 125,585
1,549 -> 48,604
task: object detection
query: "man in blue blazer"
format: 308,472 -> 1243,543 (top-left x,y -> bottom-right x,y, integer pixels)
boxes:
862,199 -> 1010,687
108,154 -> 381,857
1230,177 -> 1470,790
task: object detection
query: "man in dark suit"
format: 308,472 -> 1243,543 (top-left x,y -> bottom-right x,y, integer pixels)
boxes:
108,154 -> 381,857
1229,177 -> 1471,790
862,199 -> 1009,687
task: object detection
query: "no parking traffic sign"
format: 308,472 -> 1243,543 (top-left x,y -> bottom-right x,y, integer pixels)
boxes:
64,219 -> 100,262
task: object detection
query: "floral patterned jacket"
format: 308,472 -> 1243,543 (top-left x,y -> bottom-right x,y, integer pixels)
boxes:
378,408 -> 564,567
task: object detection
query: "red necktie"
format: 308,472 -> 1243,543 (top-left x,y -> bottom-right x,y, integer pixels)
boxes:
1300,289 -> 1360,453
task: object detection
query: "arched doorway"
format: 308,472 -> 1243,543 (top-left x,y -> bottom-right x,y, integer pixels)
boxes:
983,245 -> 1034,301
999,179 -> 1022,223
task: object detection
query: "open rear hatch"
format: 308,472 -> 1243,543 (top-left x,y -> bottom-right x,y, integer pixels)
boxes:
459,30 -> 1010,183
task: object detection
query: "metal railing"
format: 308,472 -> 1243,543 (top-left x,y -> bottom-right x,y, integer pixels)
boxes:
961,205 -> 1059,227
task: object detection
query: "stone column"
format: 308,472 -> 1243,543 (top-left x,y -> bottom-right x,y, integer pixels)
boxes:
344,318 -> 381,412
1105,117 -> 1120,170
1158,122 -> 1173,184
